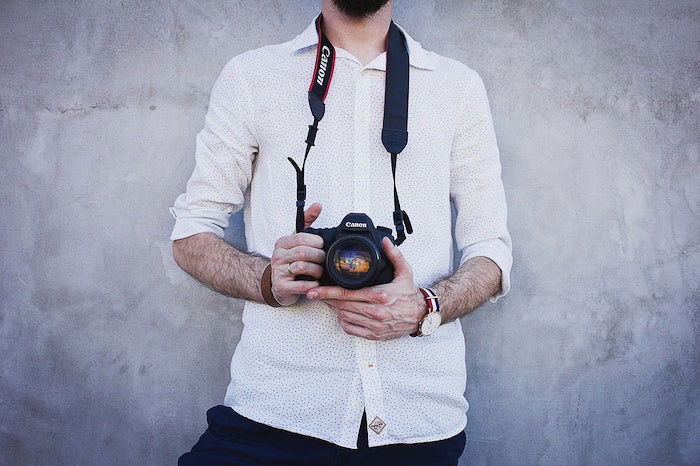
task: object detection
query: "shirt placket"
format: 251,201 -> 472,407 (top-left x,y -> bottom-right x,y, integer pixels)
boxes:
352,67 -> 372,211
355,337 -> 388,444
351,65 -> 389,446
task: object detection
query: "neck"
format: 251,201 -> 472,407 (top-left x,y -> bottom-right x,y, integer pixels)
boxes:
320,0 -> 393,66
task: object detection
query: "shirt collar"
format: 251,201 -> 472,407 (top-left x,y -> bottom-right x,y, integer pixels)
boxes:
287,13 -> 436,71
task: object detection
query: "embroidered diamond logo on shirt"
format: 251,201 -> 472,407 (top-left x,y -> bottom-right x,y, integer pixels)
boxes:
369,416 -> 386,434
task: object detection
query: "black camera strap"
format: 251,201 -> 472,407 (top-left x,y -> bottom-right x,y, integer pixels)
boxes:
288,13 -> 413,245
383,21 -> 413,245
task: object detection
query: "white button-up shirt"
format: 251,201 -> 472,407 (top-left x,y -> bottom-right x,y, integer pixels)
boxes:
169,14 -> 512,449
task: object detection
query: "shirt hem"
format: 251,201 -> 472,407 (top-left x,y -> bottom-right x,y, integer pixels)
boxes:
226,401 -> 467,450
227,402 -> 357,449
367,415 -> 467,448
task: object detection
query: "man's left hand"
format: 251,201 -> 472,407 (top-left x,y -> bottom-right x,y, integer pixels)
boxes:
306,237 -> 427,341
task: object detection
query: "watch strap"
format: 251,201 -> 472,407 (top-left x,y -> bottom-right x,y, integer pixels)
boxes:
261,263 -> 283,307
418,287 -> 440,312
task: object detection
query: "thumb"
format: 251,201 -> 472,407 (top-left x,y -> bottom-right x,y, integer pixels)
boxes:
303,203 -> 322,229
382,237 -> 412,280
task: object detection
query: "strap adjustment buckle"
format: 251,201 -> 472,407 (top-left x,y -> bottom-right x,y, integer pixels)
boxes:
305,122 -> 319,146
392,209 -> 413,245
393,210 -> 405,230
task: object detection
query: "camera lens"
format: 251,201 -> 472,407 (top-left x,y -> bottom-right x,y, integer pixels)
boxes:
327,236 -> 378,287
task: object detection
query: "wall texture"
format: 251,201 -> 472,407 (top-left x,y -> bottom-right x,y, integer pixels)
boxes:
1,1 -> 698,465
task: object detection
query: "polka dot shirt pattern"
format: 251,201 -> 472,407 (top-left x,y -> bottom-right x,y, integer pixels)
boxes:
169,14 -> 512,449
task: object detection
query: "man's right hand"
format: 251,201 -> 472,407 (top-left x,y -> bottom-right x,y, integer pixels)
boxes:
270,203 -> 325,306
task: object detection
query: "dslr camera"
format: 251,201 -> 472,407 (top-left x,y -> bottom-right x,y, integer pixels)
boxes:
296,213 -> 396,289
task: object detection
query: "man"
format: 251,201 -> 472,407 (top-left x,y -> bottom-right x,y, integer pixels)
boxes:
171,0 -> 512,464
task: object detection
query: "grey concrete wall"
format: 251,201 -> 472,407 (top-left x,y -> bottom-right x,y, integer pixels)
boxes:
1,0 -> 697,464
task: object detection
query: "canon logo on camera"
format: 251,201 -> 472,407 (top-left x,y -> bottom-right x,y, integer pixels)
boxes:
345,221 -> 367,228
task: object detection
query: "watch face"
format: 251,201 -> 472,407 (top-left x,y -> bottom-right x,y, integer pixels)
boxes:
420,312 -> 442,335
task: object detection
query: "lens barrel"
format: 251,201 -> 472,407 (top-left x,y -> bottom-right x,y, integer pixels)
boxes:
325,235 -> 380,289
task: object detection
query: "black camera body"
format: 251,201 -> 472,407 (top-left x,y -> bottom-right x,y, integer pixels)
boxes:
296,213 -> 396,289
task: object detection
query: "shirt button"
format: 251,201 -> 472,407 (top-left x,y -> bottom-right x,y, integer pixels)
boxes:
352,401 -> 359,408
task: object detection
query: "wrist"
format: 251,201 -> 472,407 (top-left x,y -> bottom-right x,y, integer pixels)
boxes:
414,289 -> 428,322
410,287 -> 442,337
409,288 -> 428,336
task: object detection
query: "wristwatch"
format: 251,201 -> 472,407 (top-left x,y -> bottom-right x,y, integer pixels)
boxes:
410,287 -> 442,337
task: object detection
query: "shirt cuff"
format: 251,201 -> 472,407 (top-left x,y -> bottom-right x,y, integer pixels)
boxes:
458,238 -> 512,303
169,206 -> 230,241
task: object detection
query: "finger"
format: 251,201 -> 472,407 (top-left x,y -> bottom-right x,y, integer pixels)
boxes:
289,261 -> 323,279
274,279 -> 320,295
275,232 -> 324,250
382,237 -> 412,279
337,319 -> 379,340
335,308 -> 384,332
306,285 -> 387,303
303,203 -> 322,229
281,245 -> 326,264
322,299 -> 388,321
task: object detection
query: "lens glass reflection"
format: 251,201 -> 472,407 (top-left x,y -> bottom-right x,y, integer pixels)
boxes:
332,240 -> 373,281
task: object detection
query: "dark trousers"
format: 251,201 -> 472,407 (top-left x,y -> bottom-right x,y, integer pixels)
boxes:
178,405 -> 466,466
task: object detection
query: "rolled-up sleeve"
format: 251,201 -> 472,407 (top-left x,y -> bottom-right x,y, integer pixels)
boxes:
450,69 -> 513,302
169,57 -> 258,241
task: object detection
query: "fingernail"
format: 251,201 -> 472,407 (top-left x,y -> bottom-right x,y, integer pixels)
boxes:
308,291 -> 318,299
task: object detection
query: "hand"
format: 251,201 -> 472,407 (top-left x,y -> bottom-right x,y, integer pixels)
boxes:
270,203 -> 326,306
306,237 -> 428,340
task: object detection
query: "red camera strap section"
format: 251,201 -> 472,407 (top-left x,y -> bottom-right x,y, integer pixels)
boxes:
308,14 -> 336,120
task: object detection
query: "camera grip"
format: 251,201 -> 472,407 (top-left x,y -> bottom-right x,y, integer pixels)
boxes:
295,274 -> 316,281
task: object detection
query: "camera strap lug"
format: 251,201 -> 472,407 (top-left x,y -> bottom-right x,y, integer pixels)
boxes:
390,152 -> 413,245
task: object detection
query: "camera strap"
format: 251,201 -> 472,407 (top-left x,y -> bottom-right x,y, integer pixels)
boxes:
287,13 -> 413,245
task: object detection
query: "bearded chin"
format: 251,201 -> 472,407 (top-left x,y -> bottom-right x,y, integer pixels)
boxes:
331,0 -> 391,18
